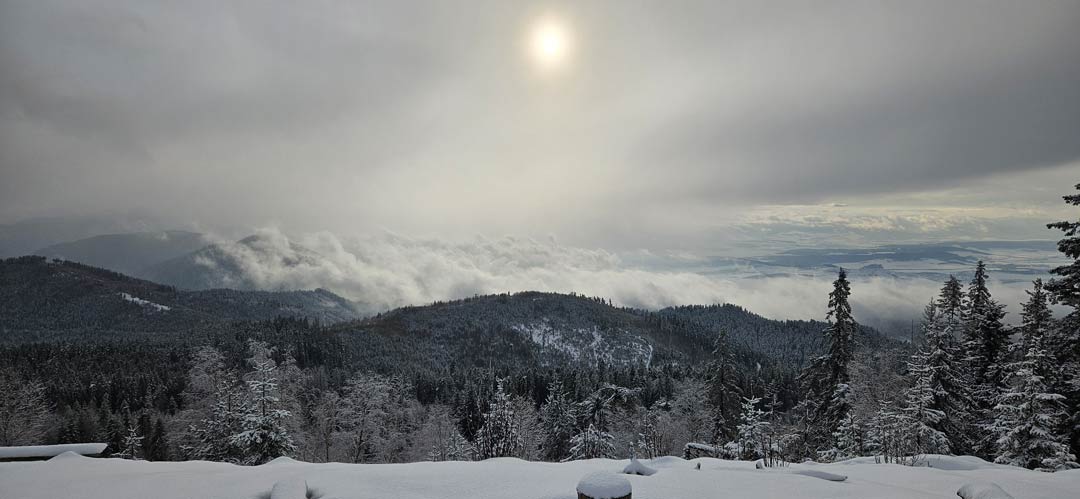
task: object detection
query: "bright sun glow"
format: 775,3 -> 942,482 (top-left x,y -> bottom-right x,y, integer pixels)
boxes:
529,18 -> 571,70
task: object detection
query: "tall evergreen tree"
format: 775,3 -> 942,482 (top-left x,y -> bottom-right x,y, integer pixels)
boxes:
798,268 -> 857,456
915,297 -> 974,454
903,348 -> 950,456
962,261 -> 1010,388
1019,280 -> 1055,362
937,275 -> 965,336
1046,183 -> 1080,457
961,261 -> 1009,457
540,379 -> 577,461
707,330 -> 742,444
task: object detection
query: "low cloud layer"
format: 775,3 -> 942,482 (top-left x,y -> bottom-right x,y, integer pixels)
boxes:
201,229 -> 1042,332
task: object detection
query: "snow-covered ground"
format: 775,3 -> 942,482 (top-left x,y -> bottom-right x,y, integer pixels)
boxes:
2,453 -> 1078,499
118,292 -> 171,312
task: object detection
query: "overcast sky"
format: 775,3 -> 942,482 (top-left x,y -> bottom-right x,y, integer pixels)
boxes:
2,0 -> 1078,251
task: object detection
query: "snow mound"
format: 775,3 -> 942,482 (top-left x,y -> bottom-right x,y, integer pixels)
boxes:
789,469 -> 847,482
576,471 -> 631,499
956,482 -> 1014,499
921,455 -> 1007,471
622,458 -> 657,476
265,456 -> 301,465
835,454 -> 1006,471
47,451 -> 87,461
647,456 -> 686,468
270,478 -> 307,499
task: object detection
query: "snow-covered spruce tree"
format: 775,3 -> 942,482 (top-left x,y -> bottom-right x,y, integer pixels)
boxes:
991,338 -> 1078,471
798,268 -> 857,458
707,329 -> 743,444
117,425 -> 143,460
962,262 -> 1010,388
230,347 -> 296,465
918,293 -> 976,454
567,423 -> 616,460
1019,279 -> 1055,355
736,397 -> 770,461
1046,186 -> 1080,458
473,380 -> 521,460
540,379 -> 577,461
937,275 -> 965,334
902,349 -> 950,457
961,261 -> 1010,458
822,412 -> 863,462
187,379 -> 247,462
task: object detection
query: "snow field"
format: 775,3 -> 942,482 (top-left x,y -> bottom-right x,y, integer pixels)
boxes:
1,453 -> 1077,499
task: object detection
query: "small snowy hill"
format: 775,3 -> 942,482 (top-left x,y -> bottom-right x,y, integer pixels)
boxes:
1,454 -> 1076,499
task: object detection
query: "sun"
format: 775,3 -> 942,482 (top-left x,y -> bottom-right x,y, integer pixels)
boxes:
529,18 -> 572,70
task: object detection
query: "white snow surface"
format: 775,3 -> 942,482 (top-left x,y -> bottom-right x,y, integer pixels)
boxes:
957,482 -> 1015,499
1,454 -> 1078,499
0,443 -> 107,459
270,478 -> 308,499
577,471 -> 632,498
118,292 -> 171,311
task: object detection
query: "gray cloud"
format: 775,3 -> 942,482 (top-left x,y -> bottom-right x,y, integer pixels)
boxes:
1,1 -> 1078,248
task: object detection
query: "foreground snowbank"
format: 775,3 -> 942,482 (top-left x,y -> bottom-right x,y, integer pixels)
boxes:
1,453 -> 1077,499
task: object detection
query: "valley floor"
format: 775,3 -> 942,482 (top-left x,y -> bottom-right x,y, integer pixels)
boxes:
1,452 -> 1077,499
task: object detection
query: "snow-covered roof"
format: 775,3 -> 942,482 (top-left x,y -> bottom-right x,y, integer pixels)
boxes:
0,443 -> 107,459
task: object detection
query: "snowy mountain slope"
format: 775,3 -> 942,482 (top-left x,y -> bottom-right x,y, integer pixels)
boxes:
0,256 -> 364,341
1,453 -> 1076,499
512,320 -> 655,366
